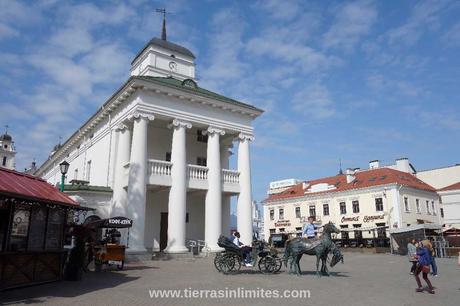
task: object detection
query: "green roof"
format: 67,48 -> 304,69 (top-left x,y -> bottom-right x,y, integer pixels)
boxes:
135,76 -> 263,113
62,184 -> 113,193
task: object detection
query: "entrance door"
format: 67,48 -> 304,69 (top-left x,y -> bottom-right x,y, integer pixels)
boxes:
160,212 -> 168,251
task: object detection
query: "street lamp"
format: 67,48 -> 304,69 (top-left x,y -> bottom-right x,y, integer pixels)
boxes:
59,160 -> 69,192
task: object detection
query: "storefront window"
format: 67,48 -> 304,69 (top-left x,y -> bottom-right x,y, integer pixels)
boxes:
353,224 -> 362,240
45,209 -> 65,250
340,225 -> 349,240
376,222 -> 386,238
9,208 -> 31,251
27,207 -> 48,250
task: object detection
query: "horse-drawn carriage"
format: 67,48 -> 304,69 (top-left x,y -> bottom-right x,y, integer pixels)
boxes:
214,235 -> 283,274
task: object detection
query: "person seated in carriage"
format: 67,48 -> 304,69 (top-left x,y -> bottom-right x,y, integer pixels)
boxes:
232,232 -> 253,267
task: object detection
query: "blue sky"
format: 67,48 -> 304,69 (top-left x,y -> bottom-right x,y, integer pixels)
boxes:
1,0 -> 460,204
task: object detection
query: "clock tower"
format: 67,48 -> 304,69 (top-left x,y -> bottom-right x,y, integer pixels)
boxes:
130,14 -> 196,80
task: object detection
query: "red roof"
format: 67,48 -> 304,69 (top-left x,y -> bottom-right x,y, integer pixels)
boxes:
266,167 -> 436,202
439,181 -> 460,192
0,167 -> 78,206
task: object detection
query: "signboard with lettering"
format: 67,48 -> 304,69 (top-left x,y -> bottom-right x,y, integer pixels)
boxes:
275,220 -> 291,227
340,215 -> 385,223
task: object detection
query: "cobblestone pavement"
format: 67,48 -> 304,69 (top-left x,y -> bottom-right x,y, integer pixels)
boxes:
1,252 -> 459,306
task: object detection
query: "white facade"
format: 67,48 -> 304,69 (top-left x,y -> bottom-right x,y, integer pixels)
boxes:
36,36 -> 263,253
0,133 -> 16,170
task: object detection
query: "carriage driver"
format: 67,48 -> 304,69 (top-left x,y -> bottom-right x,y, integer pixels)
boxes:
302,216 -> 318,239
232,232 -> 253,267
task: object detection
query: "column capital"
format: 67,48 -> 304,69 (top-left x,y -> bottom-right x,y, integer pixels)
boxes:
238,132 -> 254,142
169,118 -> 192,130
127,111 -> 155,122
114,123 -> 128,132
205,126 -> 226,136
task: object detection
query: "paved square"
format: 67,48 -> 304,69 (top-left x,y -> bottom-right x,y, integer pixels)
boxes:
1,253 -> 459,306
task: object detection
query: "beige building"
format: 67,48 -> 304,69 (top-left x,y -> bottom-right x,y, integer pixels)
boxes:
263,164 -> 441,244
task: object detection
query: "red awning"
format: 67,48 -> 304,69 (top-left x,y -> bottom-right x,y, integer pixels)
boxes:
0,167 -> 78,206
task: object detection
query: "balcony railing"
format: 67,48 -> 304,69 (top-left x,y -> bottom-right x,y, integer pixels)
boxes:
141,159 -> 239,189
148,159 -> 172,176
222,169 -> 240,184
188,164 -> 208,180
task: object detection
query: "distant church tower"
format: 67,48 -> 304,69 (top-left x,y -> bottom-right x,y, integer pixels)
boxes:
0,129 -> 16,170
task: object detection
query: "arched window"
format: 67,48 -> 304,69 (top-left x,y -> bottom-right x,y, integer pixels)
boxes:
2,156 -> 6,166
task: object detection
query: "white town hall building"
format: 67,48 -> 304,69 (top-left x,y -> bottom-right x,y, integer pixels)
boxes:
35,27 -> 263,254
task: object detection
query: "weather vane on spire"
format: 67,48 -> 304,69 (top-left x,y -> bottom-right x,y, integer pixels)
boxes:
156,8 -> 169,41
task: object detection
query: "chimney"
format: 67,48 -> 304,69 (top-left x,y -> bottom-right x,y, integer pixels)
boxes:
346,168 -> 356,184
395,157 -> 410,173
369,160 -> 380,169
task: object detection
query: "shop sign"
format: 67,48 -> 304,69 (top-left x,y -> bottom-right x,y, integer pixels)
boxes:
363,215 -> 385,223
275,220 -> 291,227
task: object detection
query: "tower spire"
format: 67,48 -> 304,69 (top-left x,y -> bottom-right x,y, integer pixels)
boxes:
156,8 -> 167,41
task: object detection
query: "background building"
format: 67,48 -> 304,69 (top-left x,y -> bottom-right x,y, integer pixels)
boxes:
263,159 -> 442,250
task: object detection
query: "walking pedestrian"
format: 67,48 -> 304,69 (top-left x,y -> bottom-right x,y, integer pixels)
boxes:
407,239 -> 417,275
428,242 -> 438,277
414,240 -> 435,294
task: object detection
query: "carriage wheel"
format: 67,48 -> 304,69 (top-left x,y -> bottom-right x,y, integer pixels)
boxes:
259,256 -> 282,274
214,253 -> 224,272
220,253 -> 241,274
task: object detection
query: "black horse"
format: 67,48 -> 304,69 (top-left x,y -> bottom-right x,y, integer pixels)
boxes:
284,222 -> 342,276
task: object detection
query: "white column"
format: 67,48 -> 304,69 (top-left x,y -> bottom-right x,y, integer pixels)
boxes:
220,139 -> 232,236
165,119 -> 191,253
111,123 -> 131,217
108,127 -> 119,188
204,126 -> 225,251
237,133 -> 254,245
126,112 -> 154,253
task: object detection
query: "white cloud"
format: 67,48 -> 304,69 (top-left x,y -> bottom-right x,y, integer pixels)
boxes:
256,0 -> 302,21
323,0 -> 377,50
200,8 -> 247,87
292,83 -> 336,119
387,0 -> 452,46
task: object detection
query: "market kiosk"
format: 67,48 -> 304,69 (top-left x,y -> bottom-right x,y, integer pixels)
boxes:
0,168 -> 90,290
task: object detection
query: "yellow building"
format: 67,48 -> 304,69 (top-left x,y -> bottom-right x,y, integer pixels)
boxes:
263,166 -> 441,246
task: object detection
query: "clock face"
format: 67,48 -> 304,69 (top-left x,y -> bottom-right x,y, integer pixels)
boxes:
169,61 -> 177,71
